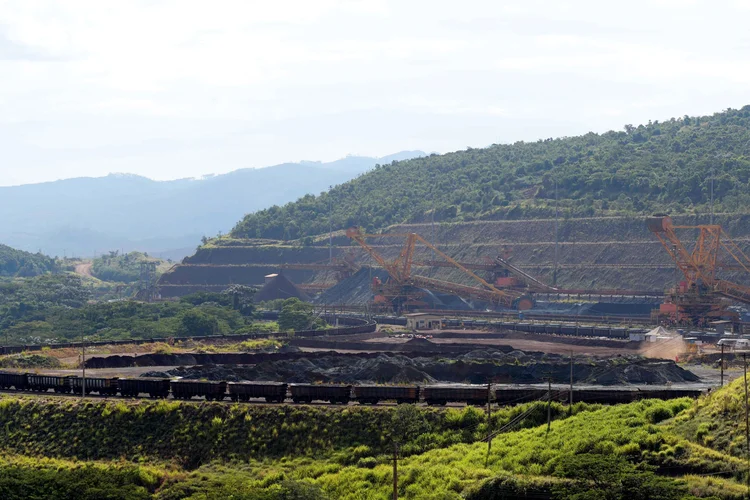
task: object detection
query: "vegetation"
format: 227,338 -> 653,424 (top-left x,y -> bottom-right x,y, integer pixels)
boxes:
278,298 -> 327,332
232,107 -> 750,240
672,376 -> 750,458
0,274 -> 275,345
0,353 -> 61,369
0,396 -> 558,467
90,251 -> 168,283
0,274 -> 92,344
0,244 -> 58,277
1,391 -> 748,498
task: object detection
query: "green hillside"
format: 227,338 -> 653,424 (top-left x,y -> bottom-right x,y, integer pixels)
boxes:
232,107 -> 750,240
0,388 -> 747,498
0,244 -> 57,277
90,251 -> 169,284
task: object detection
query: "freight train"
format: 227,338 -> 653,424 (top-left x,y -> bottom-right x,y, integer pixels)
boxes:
0,372 -> 704,405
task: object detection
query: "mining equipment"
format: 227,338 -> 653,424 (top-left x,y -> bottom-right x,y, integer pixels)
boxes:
647,215 -> 750,326
415,251 -> 557,293
345,227 -> 534,312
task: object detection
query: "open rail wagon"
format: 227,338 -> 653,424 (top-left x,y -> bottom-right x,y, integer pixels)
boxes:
493,387 -> 706,406
67,376 -> 119,396
228,382 -> 287,403
493,388 -> 549,405
0,371 -> 27,390
27,374 -> 71,393
354,385 -> 420,404
118,378 -> 170,398
290,384 -> 352,404
423,385 -> 490,406
170,380 -> 227,400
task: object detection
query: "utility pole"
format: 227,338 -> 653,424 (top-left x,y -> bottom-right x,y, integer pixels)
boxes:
392,442 -> 399,500
720,344 -> 725,387
485,382 -> 492,467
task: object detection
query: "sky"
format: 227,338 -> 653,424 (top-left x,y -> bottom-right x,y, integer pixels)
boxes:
2,0 -> 750,187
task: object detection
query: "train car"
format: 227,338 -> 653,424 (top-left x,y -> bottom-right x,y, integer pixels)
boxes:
354,385 -> 420,405
170,380 -> 227,401
572,388 -> 638,404
290,384 -> 352,404
423,385 -> 490,406
68,376 -> 119,395
228,382 -> 287,403
27,374 -> 71,393
530,323 -> 547,334
494,387 -> 549,405
118,378 -> 171,398
611,327 -> 627,339
635,388 -> 704,401
0,371 -> 28,390
560,324 -> 577,335
544,323 -> 561,334
593,326 -> 611,336
577,325 -> 594,336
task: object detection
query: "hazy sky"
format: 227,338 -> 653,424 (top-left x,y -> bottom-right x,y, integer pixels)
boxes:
2,0 -> 750,186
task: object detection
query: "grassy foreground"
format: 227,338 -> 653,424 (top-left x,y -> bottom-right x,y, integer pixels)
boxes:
0,384 -> 749,499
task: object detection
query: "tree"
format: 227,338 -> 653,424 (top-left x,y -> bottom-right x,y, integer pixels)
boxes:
179,309 -> 218,336
222,285 -> 256,316
277,298 -> 323,332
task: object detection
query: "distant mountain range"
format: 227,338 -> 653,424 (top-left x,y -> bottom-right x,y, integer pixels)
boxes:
0,151 -> 425,260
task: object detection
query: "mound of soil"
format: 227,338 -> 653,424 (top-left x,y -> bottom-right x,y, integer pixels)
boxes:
154,350 -> 700,386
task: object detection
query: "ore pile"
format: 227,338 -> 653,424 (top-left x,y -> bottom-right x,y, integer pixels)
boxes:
154,350 -> 700,386
315,267 -> 391,306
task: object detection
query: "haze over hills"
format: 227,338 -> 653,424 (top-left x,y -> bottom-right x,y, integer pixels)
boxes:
0,151 -> 424,260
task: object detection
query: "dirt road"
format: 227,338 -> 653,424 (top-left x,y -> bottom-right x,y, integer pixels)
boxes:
74,262 -> 93,277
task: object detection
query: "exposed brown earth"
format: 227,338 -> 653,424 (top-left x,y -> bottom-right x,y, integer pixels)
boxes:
74,262 -> 93,277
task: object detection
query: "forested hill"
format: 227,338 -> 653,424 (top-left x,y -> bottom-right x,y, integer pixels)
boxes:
0,244 -> 57,277
232,107 -> 750,240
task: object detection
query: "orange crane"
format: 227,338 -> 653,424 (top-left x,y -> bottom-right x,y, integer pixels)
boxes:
647,215 -> 750,325
415,255 -> 557,292
346,227 -> 534,310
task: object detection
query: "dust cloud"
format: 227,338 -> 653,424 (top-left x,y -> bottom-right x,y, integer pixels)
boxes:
640,336 -> 687,361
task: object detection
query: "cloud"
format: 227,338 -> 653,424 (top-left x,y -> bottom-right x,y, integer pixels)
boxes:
1,0 -> 750,185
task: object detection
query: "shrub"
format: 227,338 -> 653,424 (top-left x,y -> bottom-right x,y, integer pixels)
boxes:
356,457 -> 378,469
646,405 -> 673,424
695,423 -> 711,442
